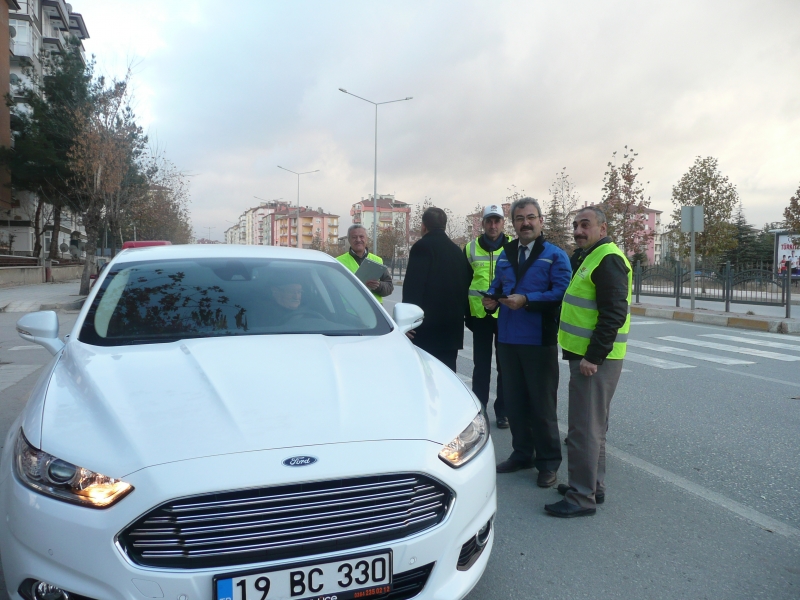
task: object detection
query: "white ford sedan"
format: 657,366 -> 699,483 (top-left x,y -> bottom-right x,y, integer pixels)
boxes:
0,245 -> 496,600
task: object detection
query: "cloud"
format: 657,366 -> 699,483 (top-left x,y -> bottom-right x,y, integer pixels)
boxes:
78,0 -> 800,238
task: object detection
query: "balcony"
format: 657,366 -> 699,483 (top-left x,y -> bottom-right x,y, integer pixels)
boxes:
42,0 -> 69,25
10,40 -> 35,60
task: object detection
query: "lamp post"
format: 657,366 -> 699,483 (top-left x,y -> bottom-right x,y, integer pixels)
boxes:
339,88 -> 412,255
277,167 -> 319,248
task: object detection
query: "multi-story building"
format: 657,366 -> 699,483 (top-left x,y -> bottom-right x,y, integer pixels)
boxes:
0,0 -> 19,210
270,207 -> 339,249
2,0 -> 89,257
224,223 -> 240,245
350,194 -> 410,246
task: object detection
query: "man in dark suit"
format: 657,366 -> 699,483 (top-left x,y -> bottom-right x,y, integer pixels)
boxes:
403,207 -> 472,371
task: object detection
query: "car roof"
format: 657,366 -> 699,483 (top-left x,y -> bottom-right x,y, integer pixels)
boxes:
112,244 -> 340,265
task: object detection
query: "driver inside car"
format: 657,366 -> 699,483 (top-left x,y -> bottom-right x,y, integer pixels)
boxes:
272,282 -> 304,311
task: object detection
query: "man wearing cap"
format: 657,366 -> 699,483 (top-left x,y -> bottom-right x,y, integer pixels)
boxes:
482,198 -> 572,488
336,224 -> 393,303
465,205 -> 512,429
544,205 -> 631,518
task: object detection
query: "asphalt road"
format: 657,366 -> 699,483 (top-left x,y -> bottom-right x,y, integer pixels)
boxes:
0,301 -> 799,599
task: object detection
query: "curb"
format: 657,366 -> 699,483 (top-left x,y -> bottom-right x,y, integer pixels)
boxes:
631,304 -> 800,334
40,298 -> 86,311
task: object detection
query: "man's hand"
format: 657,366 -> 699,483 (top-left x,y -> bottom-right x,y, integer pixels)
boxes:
579,358 -> 598,376
498,294 -> 527,310
406,329 -> 416,340
481,297 -> 499,311
365,279 -> 380,291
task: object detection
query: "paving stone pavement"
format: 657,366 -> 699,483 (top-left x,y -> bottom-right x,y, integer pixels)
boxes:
0,279 -> 84,313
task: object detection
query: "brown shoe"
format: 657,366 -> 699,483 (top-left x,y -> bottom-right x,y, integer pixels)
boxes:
536,470 -> 557,488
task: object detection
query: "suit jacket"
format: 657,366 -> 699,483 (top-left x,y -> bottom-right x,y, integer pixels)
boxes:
402,229 -> 472,351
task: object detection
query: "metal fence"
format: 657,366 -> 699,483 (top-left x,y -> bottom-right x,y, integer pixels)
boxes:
634,260 -> 796,317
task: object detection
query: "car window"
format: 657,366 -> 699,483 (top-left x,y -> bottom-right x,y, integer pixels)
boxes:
78,258 -> 392,346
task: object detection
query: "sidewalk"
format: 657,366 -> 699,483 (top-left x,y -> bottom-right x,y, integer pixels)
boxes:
632,302 -> 799,333
0,279 -> 84,313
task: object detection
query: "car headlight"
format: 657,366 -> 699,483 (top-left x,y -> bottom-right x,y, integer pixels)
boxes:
14,430 -> 133,508
438,412 -> 489,468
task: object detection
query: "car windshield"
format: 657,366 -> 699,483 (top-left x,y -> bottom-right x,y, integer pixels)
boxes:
78,257 -> 392,346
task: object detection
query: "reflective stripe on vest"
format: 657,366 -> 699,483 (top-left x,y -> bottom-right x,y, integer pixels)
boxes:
336,252 -> 384,303
558,242 -> 632,359
466,236 -> 510,318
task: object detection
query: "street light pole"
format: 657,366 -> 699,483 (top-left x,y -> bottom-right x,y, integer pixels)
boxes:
339,88 -> 412,255
277,167 -> 319,248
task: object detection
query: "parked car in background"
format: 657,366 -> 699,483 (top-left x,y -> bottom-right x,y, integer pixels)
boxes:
1,245 -> 496,600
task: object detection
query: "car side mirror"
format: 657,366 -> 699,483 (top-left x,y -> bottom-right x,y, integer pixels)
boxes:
16,311 -> 65,356
393,303 -> 424,334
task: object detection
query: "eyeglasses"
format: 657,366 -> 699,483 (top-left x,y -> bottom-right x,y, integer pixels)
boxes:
513,214 -> 541,223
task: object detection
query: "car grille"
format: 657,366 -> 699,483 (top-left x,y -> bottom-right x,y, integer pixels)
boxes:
384,562 -> 435,599
118,474 -> 453,569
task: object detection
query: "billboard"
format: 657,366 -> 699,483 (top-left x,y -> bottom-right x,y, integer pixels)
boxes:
776,233 -> 799,276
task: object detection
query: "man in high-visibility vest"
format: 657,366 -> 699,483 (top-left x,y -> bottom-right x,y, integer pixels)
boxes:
465,205 -> 512,429
336,225 -> 393,303
545,205 -> 631,518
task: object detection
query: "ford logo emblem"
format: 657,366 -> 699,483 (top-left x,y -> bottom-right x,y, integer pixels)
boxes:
282,456 -> 318,467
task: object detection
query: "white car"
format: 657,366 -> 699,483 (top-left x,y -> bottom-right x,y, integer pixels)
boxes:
0,245 -> 496,600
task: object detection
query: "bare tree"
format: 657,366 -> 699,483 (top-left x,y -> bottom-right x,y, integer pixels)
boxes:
545,168 -> 579,252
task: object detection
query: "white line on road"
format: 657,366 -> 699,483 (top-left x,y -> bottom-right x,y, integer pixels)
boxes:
716,368 -> 800,388
657,336 -> 800,362
7,345 -> 45,351
557,424 -> 800,542
623,352 -> 695,370
0,364 -> 40,392
736,331 -> 800,342
630,321 -> 670,325
627,339 -> 754,365
700,334 -> 800,352
456,373 -> 472,385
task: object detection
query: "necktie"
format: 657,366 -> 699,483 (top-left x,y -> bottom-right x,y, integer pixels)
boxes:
519,245 -> 527,268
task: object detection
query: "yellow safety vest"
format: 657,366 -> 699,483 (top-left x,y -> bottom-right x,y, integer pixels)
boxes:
558,242 -> 631,359
336,251 -> 384,303
466,236 -> 511,318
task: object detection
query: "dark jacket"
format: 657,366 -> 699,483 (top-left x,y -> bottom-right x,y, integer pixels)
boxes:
563,237 -> 631,364
487,235 -> 572,346
402,229 -> 472,350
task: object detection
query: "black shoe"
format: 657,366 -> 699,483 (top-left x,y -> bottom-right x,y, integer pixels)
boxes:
496,458 -> 534,473
496,417 -> 509,429
556,483 -> 604,504
544,498 -> 596,518
536,470 -> 557,488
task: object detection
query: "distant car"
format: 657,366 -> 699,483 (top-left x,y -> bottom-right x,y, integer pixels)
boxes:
1,245 -> 496,600
121,240 -> 172,249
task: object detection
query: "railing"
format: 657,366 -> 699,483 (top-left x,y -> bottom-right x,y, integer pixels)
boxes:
634,260 -> 796,317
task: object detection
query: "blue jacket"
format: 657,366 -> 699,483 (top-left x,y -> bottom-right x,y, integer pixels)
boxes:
487,236 -> 571,346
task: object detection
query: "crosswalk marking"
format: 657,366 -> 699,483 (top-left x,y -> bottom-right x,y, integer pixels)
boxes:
630,321 -> 669,325
0,364 -> 40,392
623,352 -> 695,370
736,331 -> 800,343
716,368 -> 799,388
627,340 -> 754,365
7,345 -> 46,351
657,336 -> 800,362
700,334 -> 800,352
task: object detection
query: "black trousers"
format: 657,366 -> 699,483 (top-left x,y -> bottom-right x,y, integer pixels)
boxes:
468,316 -> 506,419
497,343 -> 562,472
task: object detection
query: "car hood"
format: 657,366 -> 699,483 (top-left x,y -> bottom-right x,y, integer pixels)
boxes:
36,333 -> 479,478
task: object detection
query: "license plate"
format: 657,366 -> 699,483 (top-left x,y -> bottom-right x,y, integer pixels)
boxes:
214,550 -> 392,600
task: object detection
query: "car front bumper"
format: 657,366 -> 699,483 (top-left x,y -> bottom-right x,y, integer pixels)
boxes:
0,438 -> 496,600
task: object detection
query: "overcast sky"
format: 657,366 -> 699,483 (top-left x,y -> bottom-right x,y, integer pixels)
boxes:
76,0 -> 800,241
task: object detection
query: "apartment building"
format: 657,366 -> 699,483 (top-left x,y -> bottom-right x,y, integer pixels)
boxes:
350,194 -> 411,245
2,0 -> 89,257
0,0 -> 18,210
270,207 -> 339,249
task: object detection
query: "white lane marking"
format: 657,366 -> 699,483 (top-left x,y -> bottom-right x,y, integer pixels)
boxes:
623,352 -> 695,370
736,331 -> 800,342
716,368 -> 799,388
456,373 -> 472,385
557,423 -> 800,541
630,321 -> 669,325
700,334 -> 800,352
7,345 -> 45,351
627,340 -> 754,365
657,336 -> 800,362
0,364 -> 40,392
457,350 -> 472,360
